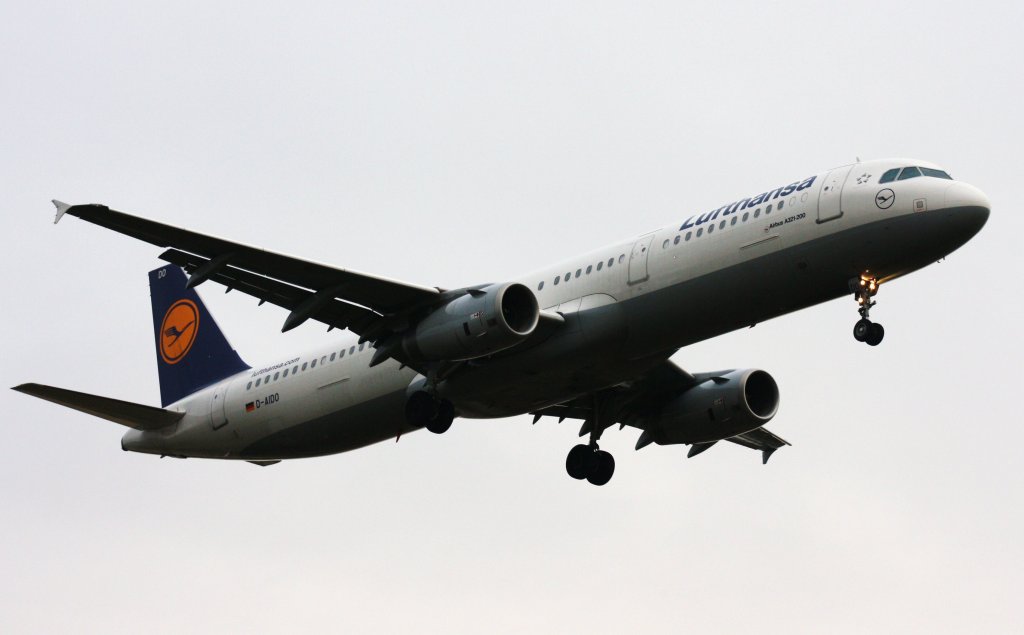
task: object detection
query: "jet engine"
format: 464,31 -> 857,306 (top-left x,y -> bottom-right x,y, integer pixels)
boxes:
401,283 -> 540,362
647,369 -> 780,445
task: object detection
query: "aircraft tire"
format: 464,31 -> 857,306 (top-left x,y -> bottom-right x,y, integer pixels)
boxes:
865,322 -> 885,347
426,400 -> 455,434
566,444 -> 593,480
406,391 -> 438,428
586,451 -> 615,486
853,318 -> 872,342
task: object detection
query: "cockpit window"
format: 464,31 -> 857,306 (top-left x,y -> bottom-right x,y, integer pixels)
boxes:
921,167 -> 953,180
882,165 -> 953,184
897,166 -> 922,181
879,168 -> 900,184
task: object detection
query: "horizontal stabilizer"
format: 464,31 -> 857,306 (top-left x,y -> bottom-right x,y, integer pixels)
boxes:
12,383 -> 184,430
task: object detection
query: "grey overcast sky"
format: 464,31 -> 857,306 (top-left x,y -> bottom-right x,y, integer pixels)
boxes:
2,1 -> 1022,633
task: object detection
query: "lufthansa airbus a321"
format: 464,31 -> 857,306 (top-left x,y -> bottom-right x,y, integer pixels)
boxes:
14,159 -> 989,485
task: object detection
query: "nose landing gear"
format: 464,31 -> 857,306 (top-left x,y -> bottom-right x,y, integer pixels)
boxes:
851,274 -> 885,346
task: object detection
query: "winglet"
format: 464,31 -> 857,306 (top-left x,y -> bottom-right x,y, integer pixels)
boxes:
51,200 -> 72,224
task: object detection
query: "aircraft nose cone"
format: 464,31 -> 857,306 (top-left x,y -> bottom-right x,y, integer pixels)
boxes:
944,182 -> 990,234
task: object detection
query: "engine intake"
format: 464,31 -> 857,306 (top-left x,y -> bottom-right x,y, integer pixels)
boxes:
402,283 -> 540,362
649,369 -> 780,445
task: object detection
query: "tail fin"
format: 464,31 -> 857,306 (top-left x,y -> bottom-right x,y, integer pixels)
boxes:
150,266 -> 249,406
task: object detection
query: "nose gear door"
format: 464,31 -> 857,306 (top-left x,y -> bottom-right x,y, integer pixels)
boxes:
817,164 -> 854,223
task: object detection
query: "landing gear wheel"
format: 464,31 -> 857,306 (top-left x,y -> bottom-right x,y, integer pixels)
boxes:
566,444 -> 595,480
865,322 -> 885,347
405,391 -> 437,428
426,399 -> 455,434
406,392 -> 455,434
853,318 -> 871,342
586,450 -> 615,486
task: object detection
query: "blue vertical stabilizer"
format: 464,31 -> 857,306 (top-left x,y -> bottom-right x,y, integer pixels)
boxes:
149,266 -> 249,406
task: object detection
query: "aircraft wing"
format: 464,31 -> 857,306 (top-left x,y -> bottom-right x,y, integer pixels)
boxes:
51,201 -> 472,369
530,359 -> 790,463
54,201 -> 440,313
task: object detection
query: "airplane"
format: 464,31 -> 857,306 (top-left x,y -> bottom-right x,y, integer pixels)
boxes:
13,158 -> 989,485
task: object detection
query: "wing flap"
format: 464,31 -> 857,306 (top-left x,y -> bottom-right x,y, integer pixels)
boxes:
727,427 -> 791,463
159,249 -> 380,335
12,383 -> 185,430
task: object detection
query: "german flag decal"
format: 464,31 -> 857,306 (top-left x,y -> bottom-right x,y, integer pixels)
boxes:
245,402 -> 255,413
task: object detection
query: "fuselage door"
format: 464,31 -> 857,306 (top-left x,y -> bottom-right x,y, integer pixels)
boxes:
628,234 -> 655,285
817,164 -> 854,223
209,384 -> 228,430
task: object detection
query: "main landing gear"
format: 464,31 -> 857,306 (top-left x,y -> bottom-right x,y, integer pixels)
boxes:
566,443 -> 615,486
406,391 -> 455,434
851,274 -> 885,347
565,393 -> 616,486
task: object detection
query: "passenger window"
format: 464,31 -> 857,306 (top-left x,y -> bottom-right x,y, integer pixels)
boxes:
731,217 -> 737,226
708,224 -> 714,234
330,353 -> 336,361
673,235 -> 680,245
596,262 -> 603,271
553,276 -> 560,285
340,349 -> 345,358
273,372 -> 279,380
618,254 -> 625,264
696,228 -> 703,237
283,369 -> 289,377
742,212 -> 749,222
778,200 -> 784,210
766,204 -> 773,214
359,343 -> 365,351
292,366 -> 298,374
310,359 -> 317,368
350,346 -> 355,355
662,239 -> 669,250
921,167 -> 953,180
537,281 -> 544,291
246,381 -> 252,390
685,231 -> 692,241
586,265 -> 593,274
575,269 -> 582,278
565,272 -> 571,281
754,209 -> 761,218
719,220 -> 725,230
301,362 -> 308,371
321,356 -> 327,365
898,166 -> 922,180
879,168 -> 900,183
256,378 -> 262,386
607,258 -> 614,267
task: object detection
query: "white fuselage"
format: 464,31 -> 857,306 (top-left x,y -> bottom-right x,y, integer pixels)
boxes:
122,158 -> 989,460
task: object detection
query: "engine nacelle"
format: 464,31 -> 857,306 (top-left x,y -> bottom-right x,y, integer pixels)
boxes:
649,369 -> 780,445
401,283 -> 540,362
